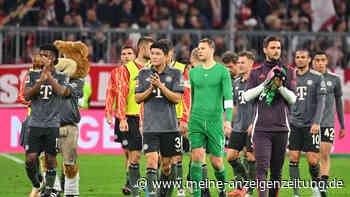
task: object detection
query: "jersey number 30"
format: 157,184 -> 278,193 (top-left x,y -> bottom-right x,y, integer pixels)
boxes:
40,85 -> 53,100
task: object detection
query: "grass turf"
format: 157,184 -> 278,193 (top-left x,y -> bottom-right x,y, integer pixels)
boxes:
1,153 -> 349,197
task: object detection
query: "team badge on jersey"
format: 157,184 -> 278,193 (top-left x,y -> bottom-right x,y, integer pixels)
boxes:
327,81 -> 332,86
307,80 -> 313,86
143,144 -> 149,151
165,76 -> 172,83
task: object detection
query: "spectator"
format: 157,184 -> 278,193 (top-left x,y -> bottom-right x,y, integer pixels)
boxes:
334,0 -> 347,19
85,9 -> 101,28
62,14 -> 74,28
66,33 -> 76,41
120,0 -> 136,24
106,0 -> 123,27
70,0 -> 87,23
92,31 -> 107,63
96,0 -> 109,24
43,0 -> 57,26
265,14 -> 282,31
144,0 -> 158,23
158,4 -> 170,18
173,13 -> 187,29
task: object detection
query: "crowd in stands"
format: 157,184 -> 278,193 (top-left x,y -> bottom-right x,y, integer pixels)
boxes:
0,0 -> 349,69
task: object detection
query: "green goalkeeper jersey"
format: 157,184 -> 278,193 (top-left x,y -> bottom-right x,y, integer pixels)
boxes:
189,63 -> 233,122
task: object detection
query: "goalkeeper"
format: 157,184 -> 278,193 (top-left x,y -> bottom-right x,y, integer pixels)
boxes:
243,36 -> 296,197
182,38 -> 233,197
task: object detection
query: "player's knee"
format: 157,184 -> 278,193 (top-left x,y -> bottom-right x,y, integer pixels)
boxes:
289,153 -> 300,162
226,151 -> 239,161
246,153 -> 255,162
45,155 -> 57,168
320,151 -> 330,161
25,157 -> 37,167
130,151 -> 141,163
308,159 -> 319,166
211,159 -> 223,170
64,164 -> 79,179
192,149 -> 204,161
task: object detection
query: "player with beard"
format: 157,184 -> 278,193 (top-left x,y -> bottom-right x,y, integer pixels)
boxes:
135,41 -> 184,197
106,37 -> 155,197
312,51 -> 345,196
243,36 -> 296,197
105,45 -> 137,195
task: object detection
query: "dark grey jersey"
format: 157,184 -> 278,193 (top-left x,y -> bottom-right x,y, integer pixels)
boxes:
25,70 -> 68,128
135,65 -> 184,133
60,78 -> 84,125
321,72 -> 344,128
290,69 -> 327,127
232,76 -> 253,133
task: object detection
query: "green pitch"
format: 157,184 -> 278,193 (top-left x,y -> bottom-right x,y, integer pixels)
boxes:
1,153 -> 349,197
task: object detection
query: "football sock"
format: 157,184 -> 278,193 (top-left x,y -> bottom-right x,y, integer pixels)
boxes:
25,159 -> 41,188
214,166 -> 227,192
289,162 -> 300,196
146,168 -> 158,197
129,164 -> 140,197
190,161 -> 203,197
229,158 -> 246,189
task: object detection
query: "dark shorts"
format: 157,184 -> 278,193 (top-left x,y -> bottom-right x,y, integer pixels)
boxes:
288,125 -> 320,153
20,117 -> 30,148
182,136 -> 190,153
26,127 -> 59,154
320,127 -> 335,144
228,132 -> 253,152
114,116 -> 142,151
143,132 -> 182,157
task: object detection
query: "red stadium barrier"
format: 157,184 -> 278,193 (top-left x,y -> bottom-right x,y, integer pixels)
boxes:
0,108 -> 349,154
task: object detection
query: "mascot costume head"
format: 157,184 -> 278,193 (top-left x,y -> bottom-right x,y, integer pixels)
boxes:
53,40 -> 90,79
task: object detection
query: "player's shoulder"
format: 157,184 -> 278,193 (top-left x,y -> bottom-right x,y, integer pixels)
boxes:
28,69 -> 41,78
29,69 -> 41,74
233,76 -> 241,83
309,69 -> 322,76
216,63 -> 228,70
168,66 -> 182,75
174,61 -> 186,72
139,67 -> 152,75
112,65 -> 122,72
55,69 -> 68,77
71,78 -> 84,84
326,71 -> 341,80
251,64 -> 264,73
189,65 -> 201,75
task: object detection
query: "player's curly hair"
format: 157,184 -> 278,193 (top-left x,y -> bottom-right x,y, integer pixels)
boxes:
40,44 -> 59,58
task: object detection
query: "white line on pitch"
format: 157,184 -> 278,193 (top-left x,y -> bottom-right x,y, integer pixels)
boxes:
0,153 -> 24,164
